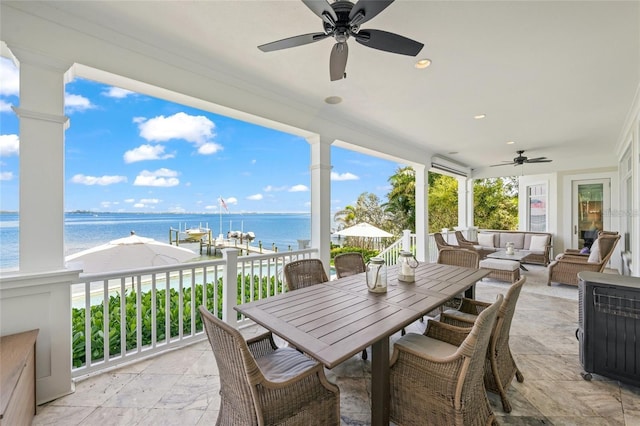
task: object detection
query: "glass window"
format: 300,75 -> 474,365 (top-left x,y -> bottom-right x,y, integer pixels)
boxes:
527,184 -> 547,232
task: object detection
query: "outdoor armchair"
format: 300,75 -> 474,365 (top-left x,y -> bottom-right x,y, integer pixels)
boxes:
334,252 -> 366,278
389,294 -> 503,426
199,306 -> 340,425
454,230 -> 494,259
284,258 -> 328,291
434,232 -> 458,251
440,276 -> 527,413
548,233 -> 620,286
436,247 -> 480,308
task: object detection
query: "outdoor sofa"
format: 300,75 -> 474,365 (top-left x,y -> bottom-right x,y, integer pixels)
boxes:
456,230 -> 553,266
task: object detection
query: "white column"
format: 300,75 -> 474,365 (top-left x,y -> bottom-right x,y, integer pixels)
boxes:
307,135 -> 332,274
11,48 -> 71,272
414,164 -> 428,262
457,176 -> 469,229
222,248 -> 239,325
466,178 -> 475,228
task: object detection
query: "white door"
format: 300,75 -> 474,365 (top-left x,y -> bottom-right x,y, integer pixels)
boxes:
572,179 -> 610,249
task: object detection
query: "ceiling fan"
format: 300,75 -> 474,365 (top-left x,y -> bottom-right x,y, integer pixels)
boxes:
490,150 -> 553,167
257,0 -> 424,81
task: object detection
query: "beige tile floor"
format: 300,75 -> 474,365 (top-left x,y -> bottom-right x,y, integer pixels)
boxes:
34,266 -> 640,425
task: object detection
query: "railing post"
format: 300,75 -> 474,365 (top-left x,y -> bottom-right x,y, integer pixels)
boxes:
222,249 -> 239,325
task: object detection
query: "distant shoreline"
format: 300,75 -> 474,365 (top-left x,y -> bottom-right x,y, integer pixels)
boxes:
1,210 -> 312,215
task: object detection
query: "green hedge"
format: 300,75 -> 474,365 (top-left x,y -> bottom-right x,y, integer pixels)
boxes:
330,246 -> 379,263
72,274 -> 283,368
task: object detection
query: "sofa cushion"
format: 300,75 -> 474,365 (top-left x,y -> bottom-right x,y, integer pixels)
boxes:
500,233 -> 525,249
478,233 -> 495,248
529,235 -> 549,252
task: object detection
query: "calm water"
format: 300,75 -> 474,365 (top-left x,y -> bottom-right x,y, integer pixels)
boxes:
0,212 -> 311,270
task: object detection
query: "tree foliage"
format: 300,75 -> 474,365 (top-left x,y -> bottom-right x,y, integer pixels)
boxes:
473,177 -> 519,229
383,167 -> 416,233
382,167 -> 519,232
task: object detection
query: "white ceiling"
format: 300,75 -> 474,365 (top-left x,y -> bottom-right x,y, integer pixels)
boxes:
3,1 -> 639,177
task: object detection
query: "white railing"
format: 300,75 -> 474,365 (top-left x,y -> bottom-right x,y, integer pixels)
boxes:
70,229 -> 473,378
70,248 -> 317,377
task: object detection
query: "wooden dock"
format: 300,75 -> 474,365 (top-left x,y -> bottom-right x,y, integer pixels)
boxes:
169,228 -> 277,256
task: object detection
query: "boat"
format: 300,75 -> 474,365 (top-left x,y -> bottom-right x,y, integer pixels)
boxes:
184,224 -> 210,241
227,230 -> 256,242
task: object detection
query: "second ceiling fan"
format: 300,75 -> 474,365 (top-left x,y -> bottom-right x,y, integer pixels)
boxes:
490,150 -> 553,167
258,0 -> 424,81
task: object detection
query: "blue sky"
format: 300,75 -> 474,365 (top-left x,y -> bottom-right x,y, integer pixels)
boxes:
0,57 -> 403,214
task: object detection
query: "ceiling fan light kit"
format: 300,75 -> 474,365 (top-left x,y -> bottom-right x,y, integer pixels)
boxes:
258,0 -> 424,81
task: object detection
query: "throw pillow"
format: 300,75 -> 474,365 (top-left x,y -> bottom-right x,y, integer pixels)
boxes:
587,239 -> 601,263
529,235 -> 548,252
478,233 -> 495,248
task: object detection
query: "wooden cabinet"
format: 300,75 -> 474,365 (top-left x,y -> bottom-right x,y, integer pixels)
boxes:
0,329 -> 39,426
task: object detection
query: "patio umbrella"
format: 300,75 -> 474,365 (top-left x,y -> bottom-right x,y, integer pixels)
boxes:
334,222 -> 393,238
65,233 -> 197,273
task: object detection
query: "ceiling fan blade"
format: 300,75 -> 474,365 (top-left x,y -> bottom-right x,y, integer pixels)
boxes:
354,29 -> 423,56
526,159 -> 553,163
489,163 -> 514,167
302,0 -> 337,25
258,32 -> 329,52
330,42 -> 348,81
349,0 -> 394,27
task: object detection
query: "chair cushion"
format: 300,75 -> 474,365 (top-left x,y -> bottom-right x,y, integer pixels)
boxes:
479,258 -> 520,271
394,332 -> 458,359
256,347 -> 318,383
442,309 -> 477,323
478,233 -> 495,248
588,239 -> 601,263
529,235 -> 548,252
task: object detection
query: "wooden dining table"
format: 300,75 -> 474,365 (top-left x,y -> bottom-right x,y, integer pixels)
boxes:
235,262 -> 489,426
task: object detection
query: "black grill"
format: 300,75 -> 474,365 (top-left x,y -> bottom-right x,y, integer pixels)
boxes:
578,271 -> 640,386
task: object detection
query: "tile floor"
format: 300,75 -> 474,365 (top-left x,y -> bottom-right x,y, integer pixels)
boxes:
34,266 -> 640,425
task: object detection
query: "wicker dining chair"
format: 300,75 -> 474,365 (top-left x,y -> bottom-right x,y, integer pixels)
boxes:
440,276 -> 527,413
333,252 -> 369,359
334,252 -> 366,278
389,294 -> 503,426
284,258 -> 329,291
436,247 -> 480,309
199,306 -> 340,425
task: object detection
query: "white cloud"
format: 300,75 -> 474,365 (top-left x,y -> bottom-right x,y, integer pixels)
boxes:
0,58 -> 19,97
139,198 -> 160,204
264,185 -> 288,192
133,203 -> 145,208
103,87 -> 134,98
124,198 -> 135,203
251,159 -> 257,165
247,193 -> 263,201
133,168 -> 179,187
197,142 -> 223,155
137,112 -> 217,147
289,184 -> 309,192
205,205 -> 217,210
65,93 -> 95,113
70,174 -> 127,186
225,197 -> 238,205
0,99 -> 13,112
124,144 -> 174,163
331,171 -> 359,181
0,171 -> 13,180
0,134 -> 19,156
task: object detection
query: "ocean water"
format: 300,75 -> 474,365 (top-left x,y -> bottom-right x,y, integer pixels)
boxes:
0,212 -> 311,270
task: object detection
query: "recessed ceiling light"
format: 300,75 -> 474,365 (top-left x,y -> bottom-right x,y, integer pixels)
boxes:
507,141 -> 515,145
414,59 -> 431,69
474,114 -> 486,119
324,96 -> 342,105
